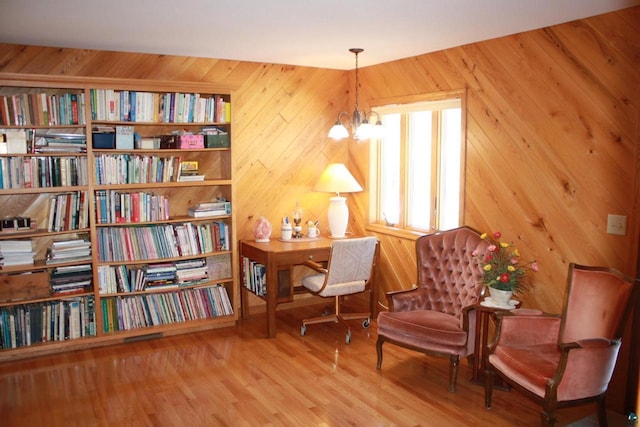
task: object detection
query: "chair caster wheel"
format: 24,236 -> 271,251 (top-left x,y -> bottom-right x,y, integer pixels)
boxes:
301,325 -> 306,336
362,318 -> 371,328
346,330 -> 351,344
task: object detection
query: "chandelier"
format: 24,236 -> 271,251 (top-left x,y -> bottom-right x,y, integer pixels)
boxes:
328,48 -> 383,142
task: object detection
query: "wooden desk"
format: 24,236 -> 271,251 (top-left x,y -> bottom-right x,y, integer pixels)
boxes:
239,238 -> 379,338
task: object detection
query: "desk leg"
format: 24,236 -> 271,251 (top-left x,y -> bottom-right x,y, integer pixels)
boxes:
266,260 -> 279,338
241,280 -> 250,320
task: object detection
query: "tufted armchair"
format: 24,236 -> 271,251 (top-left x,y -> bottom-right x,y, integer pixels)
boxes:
376,226 -> 490,392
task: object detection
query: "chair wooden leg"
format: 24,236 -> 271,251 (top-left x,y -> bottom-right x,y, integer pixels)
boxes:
597,396 -> 608,427
376,336 -> 384,370
484,367 -> 495,409
448,355 -> 459,393
540,411 -> 556,427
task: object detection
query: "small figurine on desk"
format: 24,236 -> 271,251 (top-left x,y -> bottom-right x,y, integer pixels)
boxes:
293,203 -> 303,238
306,220 -> 319,238
281,217 -> 293,240
253,216 -> 272,242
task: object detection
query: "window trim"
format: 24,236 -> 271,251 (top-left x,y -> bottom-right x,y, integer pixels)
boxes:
366,88 -> 467,239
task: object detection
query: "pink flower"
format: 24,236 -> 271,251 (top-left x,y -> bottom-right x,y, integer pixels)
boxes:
472,249 -> 479,257
487,244 -> 497,252
531,262 -> 539,272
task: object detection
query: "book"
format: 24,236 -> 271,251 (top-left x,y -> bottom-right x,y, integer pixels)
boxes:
180,161 -> 199,176
187,208 -> 227,218
178,174 -> 205,182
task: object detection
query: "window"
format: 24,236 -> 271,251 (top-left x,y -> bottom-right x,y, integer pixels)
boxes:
369,91 -> 465,234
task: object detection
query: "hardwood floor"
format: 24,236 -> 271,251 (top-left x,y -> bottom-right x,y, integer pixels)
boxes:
0,301 -> 600,426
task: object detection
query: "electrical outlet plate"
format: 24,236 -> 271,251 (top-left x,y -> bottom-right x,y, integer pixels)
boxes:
607,214 -> 627,236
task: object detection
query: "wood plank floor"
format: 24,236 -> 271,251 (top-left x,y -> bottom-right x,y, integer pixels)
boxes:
0,301 -> 603,426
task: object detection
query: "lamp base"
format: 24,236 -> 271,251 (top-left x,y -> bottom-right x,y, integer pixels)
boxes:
327,196 -> 349,238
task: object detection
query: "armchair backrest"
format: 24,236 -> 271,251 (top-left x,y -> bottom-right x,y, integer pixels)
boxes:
324,237 -> 378,287
415,226 -> 490,321
560,263 -> 636,344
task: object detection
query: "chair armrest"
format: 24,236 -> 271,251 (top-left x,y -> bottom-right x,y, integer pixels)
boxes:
303,259 -> 327,274
385,286 -> 427,312
551,338 -> 621,400
560,337 -> 614,351
493,313 -> 561,347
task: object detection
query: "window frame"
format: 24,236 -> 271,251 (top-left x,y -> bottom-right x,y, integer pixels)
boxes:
366,89 -> 467,240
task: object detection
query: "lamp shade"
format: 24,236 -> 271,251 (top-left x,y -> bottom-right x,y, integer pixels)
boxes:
313,163 -> 363,195
314,164 -> 362,238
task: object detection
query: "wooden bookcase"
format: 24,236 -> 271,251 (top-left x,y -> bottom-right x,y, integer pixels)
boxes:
0,73 -> 237,362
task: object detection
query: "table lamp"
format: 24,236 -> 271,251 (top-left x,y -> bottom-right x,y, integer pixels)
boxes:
313,163 -> 363,238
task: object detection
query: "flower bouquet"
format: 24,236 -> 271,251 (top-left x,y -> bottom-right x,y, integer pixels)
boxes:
473,231 -> 538,306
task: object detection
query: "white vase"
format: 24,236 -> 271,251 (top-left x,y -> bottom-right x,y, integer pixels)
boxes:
488,287 -> 513,308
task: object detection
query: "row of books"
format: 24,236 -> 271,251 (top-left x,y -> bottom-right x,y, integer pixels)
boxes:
96,221 -> 229,262
97,255 -> 230,294
95,190 -> 170,224
0,156 -> 88,190
101,285 -> 233,332
89,89 -> 230,124
47,191 -> 90,232
242,257 -> 267,296
94,153 -> 184,185
0,296 -> 96,349
0,92 -> 86,127
0,239 -> 34,267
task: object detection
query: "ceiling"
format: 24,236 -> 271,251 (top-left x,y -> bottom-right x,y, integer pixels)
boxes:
1,0 -> 638,70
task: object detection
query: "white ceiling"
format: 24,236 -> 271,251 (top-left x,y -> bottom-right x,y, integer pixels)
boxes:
1,0 -> 638,70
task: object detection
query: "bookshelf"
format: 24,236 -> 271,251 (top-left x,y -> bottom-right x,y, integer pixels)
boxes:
0,73 -> 237,361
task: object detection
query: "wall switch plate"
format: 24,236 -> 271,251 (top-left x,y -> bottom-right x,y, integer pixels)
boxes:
607,214 -> 627,236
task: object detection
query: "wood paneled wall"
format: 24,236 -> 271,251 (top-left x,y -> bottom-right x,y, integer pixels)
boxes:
353,7 -> 639,315
0,3 -> 638,412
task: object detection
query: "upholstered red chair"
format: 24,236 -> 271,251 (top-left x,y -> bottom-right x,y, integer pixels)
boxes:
485,263 -> 638,427
376,226 -> 490,392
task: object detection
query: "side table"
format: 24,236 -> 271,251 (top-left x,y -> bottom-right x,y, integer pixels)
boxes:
469,300 -> 523,386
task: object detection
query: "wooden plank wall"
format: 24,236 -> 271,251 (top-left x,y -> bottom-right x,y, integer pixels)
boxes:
353,6 -> 640,313
0,6 -> 637,312
0,4 -> 638,412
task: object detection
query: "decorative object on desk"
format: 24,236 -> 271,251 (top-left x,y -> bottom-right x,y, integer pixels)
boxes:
281,219 -> 292,240
313,163 -> 363,238
253,216 -> 272,242
306,220 -> 319,238
328,49 -> 384,142
472,230 -> 538,306
292,203 -> 303,238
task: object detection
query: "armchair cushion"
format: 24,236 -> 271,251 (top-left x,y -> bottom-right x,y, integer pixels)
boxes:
378,310 -> 467,352
490,344 -> 560,398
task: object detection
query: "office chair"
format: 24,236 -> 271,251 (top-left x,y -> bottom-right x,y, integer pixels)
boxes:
300,236 -> 378,344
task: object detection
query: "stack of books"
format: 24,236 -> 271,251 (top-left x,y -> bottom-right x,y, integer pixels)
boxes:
35,132 -> 87,153
177,160 -> 204,182
46,237 -> 91,264
142,262 -> 178,291
50,264 -> 93,295
0,239 -> 34,267
188,200 -> 231,218
175,258 -> 209,286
